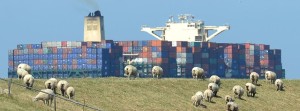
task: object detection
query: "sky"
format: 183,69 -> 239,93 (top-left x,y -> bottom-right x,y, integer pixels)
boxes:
0,0 -> 298,79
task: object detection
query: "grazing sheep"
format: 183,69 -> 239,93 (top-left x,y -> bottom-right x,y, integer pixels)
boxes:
265,71 -> 277,84
227,101 -> 239,111
152,66 -> 163,79
245,83 -> 256,97
191,91 -> 204,107
209,75 -> 221,87
33,89 -> 54,106
66,86 -> 75,99
204,89 -> 214,102
57,80 -> 69,96
124,65 -> 138,80
225,95 -> 233,104
232,85 -> 244,99
208,83 -> 219,96
45,79 -> 56,94
275,79 -> 284,91
192,67 -> 205,80
23,74 -> 34,89
3,89 -> 10,94
250,72 -> 259,85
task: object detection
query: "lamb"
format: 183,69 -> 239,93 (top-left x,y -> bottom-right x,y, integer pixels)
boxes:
33,89 -> 55,106
209,75 -> 221,87
265,71 -> 277,84
152,66 -> 163,79
275,79 -> 284,91
204,89 -> 214,102
227,101 -> 239,111
45,79 -> 56,94
57,80 -> 69,96
17,63 -> 31,79
66,86 -> 75,99
191,91 -> 204,107
245,83 -> 256,97
208,83 -> 219,96
250,72 -> 259,85
23,74 -> 34,89
225,95 -> 233,104
17,69 -> 30,80
124,65 -> 138,80
232,85 -> 244,99
192,67 -> 205,80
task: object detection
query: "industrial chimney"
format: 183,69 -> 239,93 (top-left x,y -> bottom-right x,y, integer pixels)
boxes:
84,10 -> 105,42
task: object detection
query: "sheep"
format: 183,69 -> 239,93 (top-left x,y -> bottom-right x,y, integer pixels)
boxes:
204,89 -> 214,102
23,74 -> 34,89
124,65 -> 138,80
275,79 -> 284,91
245,83 -> 256,97
208,83 -> 219,97
225,95 -> 233,104
209,75 -> 221,87
3,89 -> 10,94
232,85 -> 244,99
33,89 -> 55,106
227,101 -> 239,111
57,80 -> 69,96
250,72 -> 259,85
265,71 -> 277,84
17,63 -> 31,79
152,66 -> 163,79
17,69 -> 30,80
45,79 -> 57,94
192,67 -> 205,80
66,86 -> 75,99
191,91 -> 204,107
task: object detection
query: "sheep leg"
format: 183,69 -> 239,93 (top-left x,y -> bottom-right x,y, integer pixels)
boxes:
253,92 -> 256,97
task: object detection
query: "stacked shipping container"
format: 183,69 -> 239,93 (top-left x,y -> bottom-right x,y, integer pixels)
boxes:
8,40 -> 285,79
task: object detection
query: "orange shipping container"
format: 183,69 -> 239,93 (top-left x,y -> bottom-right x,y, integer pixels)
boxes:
176,47 -> 182,52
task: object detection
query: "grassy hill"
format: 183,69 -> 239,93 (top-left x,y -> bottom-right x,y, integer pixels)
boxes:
0,77 -> 300,111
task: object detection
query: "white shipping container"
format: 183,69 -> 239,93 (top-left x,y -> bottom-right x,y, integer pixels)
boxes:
56,42 -> 62,47
172,41 -> 177,47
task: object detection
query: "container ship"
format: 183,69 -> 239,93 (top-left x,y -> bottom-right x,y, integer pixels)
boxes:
8,11 -> 285,79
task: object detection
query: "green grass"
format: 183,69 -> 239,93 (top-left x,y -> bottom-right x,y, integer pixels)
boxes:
1,78 -> 300,111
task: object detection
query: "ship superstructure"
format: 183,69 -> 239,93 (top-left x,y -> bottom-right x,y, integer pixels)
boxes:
141,14 -> 229,42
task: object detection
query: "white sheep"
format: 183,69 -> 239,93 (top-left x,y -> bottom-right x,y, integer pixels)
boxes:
225,95 -> 233,104
17,69 -> 30,80
245,83 -> 256,97
17,63 -> 31,79
66,86 -> 75,99
191,91 -> 204,107
23,74 -> 34,89
208,83 -> 219,97
45,79 -> 56,94
204,89 -> 214,102
250,72 -> 259,85
209,75 -> 221,87
3,89 -> 10,94
124,65 -> 138,80
265,71 -> 277,84
275,79 -> 284,91
57,80 -> 69,96
227,101 -> 239,111
33,89 -> 54,106
152,66 -> 163,79
192,67 -> 205,80
232,85 -> 244,99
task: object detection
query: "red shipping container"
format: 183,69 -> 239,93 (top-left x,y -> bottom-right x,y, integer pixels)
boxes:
62,41 -> 67,47
38,49 -> 43,54
27,44 -> 32,49
176,47 -> 182,52
63,64 -> 67,69
52,48 -> 57,53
